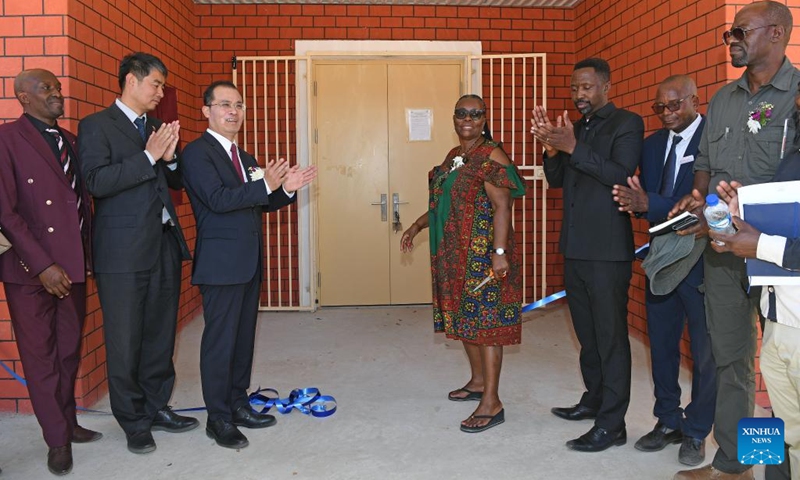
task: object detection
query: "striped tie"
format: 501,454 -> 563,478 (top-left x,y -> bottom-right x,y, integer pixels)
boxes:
45,128 -> 84,233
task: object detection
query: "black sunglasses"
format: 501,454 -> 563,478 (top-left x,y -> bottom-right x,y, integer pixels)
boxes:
454,108 -> 485,120
651,93 -> 695,114
722,24 -> 776,45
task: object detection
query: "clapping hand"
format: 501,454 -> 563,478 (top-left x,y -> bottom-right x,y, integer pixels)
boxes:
530,106 -> 577,155
715,180 -> 743,217
283,165 -> 318,193
146,121 -> 180,161
612,176 -> 648,214
263,158 -> 290,191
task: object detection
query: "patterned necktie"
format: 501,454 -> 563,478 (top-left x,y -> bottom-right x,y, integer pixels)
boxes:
230,144 -> 245,183
45,128 -> 84,233
659,135 -> 682,197
134,116 -> 147,142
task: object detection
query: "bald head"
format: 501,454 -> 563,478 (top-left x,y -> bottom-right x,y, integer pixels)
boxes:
14,69 -> 64,125
14,69 -> 53,97
745,1 -> 793,45
660,75 -> 698,96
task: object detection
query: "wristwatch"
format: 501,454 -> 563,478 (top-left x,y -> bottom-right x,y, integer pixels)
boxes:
493,247 -> 506,255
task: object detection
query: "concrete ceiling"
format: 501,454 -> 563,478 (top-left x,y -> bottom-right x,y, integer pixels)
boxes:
193,0 -> 582,7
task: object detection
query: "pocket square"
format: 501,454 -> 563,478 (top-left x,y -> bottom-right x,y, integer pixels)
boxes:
0,231 -> 11,255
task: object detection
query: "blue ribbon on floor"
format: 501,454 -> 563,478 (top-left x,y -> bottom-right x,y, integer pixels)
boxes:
0,358 -> 336,418
521,290 -> 566,313
249,387 -> 337,418
520,242 -> 652,313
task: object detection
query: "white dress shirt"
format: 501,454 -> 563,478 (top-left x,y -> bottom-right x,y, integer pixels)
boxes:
664,114 -> 703,185
757,233 -> 800,329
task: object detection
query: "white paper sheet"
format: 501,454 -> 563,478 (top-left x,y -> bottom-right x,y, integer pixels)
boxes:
407,109 -> 432,142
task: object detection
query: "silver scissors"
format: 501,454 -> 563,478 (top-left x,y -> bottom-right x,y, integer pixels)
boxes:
472,270 -> 495,292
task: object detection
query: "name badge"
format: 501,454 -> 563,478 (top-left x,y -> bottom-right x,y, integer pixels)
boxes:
679,155 -> 694,166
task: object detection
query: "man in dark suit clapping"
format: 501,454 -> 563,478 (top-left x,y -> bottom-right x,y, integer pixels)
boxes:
612,75 -> 716,467
181,81 -> 316,449
78,52 -> 197,455
0,69 -> 102,476
531,57 -> 644,452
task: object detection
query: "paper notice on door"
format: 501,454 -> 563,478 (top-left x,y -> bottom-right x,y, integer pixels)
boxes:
407,109 -> 432,142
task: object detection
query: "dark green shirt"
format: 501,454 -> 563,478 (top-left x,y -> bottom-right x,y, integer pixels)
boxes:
694,57 -> 800,192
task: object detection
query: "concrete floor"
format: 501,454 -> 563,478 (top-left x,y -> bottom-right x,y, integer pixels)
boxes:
0,304 -> 767,480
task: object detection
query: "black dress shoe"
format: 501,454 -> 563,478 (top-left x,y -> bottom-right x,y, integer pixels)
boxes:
151,407 -> 200,433
47,444 -> 73,475
206,419 -> 249,449
551,404 -> 598,421
678,437 -> 706,466
566,425 -> 627,452
126,431 -> 156,454
232,406 -> 277,429
634,421 -> 683,452
72,425 -> 103,443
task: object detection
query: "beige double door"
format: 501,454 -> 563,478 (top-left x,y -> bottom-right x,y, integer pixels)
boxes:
315,60 -> 462,306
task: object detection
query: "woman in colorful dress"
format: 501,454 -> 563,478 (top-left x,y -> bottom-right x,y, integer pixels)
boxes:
400,94 -> 525,433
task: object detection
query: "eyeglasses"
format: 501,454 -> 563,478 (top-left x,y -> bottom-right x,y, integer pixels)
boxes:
651,93 -> 695,114
722,24 -> 776,45
454,108 -> 485,120
207,102 -> 246,112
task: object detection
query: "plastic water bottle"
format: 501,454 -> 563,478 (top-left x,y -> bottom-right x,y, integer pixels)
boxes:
703,194 -> 736,245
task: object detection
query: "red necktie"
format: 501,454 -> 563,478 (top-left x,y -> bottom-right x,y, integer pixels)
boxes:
230,144 -> 245,183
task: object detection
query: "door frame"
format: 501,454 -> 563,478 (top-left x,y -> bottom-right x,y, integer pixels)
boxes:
297,41 -> 483,310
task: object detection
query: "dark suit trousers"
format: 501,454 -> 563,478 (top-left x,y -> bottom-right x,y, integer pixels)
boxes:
6,282 -> 86,448
564,258 -> 632,431
199,271 -> 261,422
645,278 -> 716,440
95,229 -> 182,435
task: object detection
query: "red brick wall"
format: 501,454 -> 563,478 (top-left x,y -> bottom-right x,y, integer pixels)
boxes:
0,0 -> 203,412
572,0 -> 730,344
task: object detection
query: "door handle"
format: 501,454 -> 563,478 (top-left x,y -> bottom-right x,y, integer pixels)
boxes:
370,194 -> 387,221
392,193 -> 409,214
392,193 -> 409,232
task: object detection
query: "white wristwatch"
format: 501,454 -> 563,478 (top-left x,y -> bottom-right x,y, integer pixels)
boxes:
493,247 -> 506,255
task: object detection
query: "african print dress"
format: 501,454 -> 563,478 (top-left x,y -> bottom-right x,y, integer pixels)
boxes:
428,141 -> 526,346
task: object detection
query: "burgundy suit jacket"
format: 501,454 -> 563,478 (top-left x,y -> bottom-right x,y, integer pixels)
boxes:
0,115 -> 92,284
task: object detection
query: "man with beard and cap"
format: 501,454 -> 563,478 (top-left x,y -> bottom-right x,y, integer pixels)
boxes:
612,75 -> 716,467
0,69 -> 101,476
670,2 -> 800,479
531,57 -> 644,452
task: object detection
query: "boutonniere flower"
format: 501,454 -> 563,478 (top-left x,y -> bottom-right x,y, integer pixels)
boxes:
248,166 -> 264,181
450,155 -> 465,172
746,102 -> 774,134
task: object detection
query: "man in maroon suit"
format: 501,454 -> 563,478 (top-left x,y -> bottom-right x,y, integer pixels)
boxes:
0,69 -> 102,476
